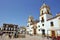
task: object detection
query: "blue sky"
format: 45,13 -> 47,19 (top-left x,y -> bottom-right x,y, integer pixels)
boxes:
0,0 -> 60,27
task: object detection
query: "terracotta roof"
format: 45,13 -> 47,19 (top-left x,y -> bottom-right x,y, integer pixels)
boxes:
32,20 -> 39,24
30,20 -> 39,25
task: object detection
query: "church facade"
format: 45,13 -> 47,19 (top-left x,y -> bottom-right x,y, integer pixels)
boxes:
27,3 -> 60,37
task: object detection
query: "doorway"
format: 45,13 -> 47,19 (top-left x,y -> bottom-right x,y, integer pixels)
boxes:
51,31 -> 55,37
42,29 -> 45,36
33,29 -> 36,35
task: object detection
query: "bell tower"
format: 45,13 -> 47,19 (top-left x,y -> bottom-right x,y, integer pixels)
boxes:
28,16 -> 34,22
39,3 -> 53,22
40,3 -> 51,16
28,16 -> 34,25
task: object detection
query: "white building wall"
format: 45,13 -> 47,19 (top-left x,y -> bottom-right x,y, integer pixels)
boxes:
45,17 -> 60,36
56,16 -> 60,35
37,14 -> 60,36
57,16 -> 60,27
38,14 -> 52,35
37,23 -> 41,35
27,23 -> 34,34
46,14 -> 53,20
39,14 -> 53,22
47,18 -> 59,28
39,14 -> 46,21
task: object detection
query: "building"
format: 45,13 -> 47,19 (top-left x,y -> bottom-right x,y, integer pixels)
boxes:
19,26 -> 26,34
1,23 -> 18,38
27,3 -> 60,37
0,23 -> 27,38
17,26 -> 26,38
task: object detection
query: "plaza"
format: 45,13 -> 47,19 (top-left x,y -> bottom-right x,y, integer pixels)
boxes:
0,34 -> 52,40
0,0 -> 60,40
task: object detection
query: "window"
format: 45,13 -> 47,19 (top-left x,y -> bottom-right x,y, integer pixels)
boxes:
42,11 -> 43,15
9,27 -> 10,31
11,28 -> 13,31
6,28 -> 7,30
39,29 -> 40,31
38,25 -> 40,27
10,28 -> 11,31
42,24 -> 44,26
31,20 -> 32,22
50,22 -> 54,26
27,25 -> 29,27
41,17 -> 44,22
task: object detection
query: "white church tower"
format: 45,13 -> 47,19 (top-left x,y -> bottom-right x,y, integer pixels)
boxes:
39,3 -> 52,22
28,16 -> 34,25
37,3 -> 53,36
27,16 -> 34,34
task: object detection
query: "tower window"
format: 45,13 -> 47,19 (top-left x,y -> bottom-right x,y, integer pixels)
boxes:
31,20 -> 33,22
50,22 -> 54,26
42,24 -> 44,26
41,17 -> 44,22
42,11 -> 43,15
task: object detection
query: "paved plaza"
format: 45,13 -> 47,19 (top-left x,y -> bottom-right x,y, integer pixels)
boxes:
0,35 -> 52,40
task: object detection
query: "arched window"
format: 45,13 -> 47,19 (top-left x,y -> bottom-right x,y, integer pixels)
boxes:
42,11 -> 43,15
50,22 -> 54,26
41,17 -> 44,22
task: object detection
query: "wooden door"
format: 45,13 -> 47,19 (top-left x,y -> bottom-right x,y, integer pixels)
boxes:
34,29 -> 36,35
51,31 -> 55,37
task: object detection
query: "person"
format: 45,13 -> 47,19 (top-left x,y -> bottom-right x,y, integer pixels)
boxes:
9,34 -> 11,38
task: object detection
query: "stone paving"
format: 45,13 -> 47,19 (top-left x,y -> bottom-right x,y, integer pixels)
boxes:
0,35 -> 52,40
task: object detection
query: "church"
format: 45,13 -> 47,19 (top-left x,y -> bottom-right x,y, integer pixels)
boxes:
27,3 -> 60,37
